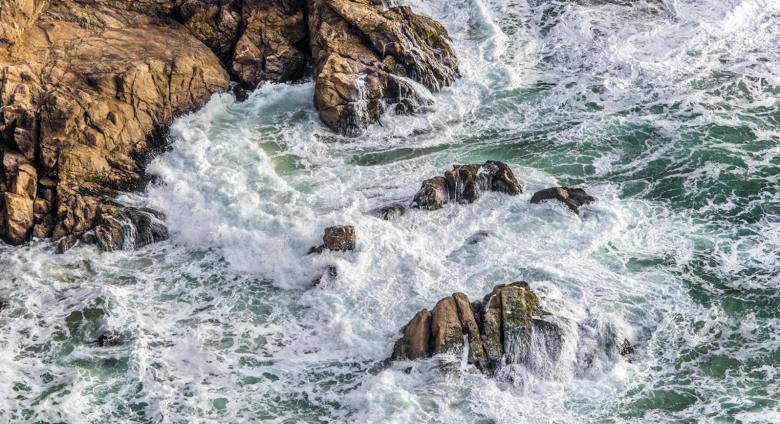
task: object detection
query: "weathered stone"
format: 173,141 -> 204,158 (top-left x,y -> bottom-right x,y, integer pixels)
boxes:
178,0 -> 242,63
430,297 -> 463,354
2,192 -> 33,244
620,338 -> 634,358
0,0 -> 48,46
0,1 -> 228,246
94,206 -> 169,251
391,309 -> 431,361
412,161 -> 523,210
55,233 -> 77,253
307,0 -> 458,134
530,186 -> 596,214
391,282 -> 567,376
411,176 -> 449,210
322,225 -> 356,251
231,0 -> 306,89
452,292 -> 487,368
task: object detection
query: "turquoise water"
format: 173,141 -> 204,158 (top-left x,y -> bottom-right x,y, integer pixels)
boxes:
1,0 -> 779,422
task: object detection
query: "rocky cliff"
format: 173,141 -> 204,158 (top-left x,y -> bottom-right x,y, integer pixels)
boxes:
0,0 -> 458,248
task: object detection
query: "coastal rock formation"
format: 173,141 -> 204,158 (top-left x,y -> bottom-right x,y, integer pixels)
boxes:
411,161 -> 524,210
392,282 -> 556,374
392,282 -> 633,375
307,0 -> 459,134
0,0 -> 459,247
309,225 -> 356,253
231,0 -> 307,90
530,187 -> 596,214
0,1 -> 228,247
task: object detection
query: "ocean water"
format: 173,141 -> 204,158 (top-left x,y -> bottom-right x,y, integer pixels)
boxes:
1,0 -> 779,422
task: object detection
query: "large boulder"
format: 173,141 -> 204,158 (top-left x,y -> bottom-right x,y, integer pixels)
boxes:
530,186 -> 595,214
392,282 -> 554,374
307,0 -> 459,135
411,161 -> 524,210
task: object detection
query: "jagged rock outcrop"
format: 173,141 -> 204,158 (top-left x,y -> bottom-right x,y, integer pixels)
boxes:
392,282 -> 633,375
231,0 -> 307,90
411,161 -> 524,210
392,282 -> 554,374
530,187 -> 595,214
307,0 -> 459,134
0,1 -> 229,247
1,0 -> 459,248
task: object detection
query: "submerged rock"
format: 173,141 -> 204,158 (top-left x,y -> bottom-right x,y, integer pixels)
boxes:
369,203 -> 407,221
96,332 -> 124,347
309,225 -> 356,253
530,187 -> 596,214
411,161 -> 524,210
307,0 -> 459,135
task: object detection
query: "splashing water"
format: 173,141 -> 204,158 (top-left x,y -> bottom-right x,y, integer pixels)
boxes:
1,0 -> 779,422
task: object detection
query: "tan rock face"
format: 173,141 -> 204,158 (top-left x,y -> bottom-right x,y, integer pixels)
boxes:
231,0 -> 307,89
391,282 -> 570,375
0,0 -> 459,247
2,192 -> 33,244
0,0 -> 48,47
307,0 -> 459,135
0,1 -> 228,245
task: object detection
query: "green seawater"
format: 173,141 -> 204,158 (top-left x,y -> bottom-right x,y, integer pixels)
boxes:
1,0 -> 779,422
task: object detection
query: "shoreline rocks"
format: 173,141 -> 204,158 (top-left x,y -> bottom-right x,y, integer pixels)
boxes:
1,0 -> 460,248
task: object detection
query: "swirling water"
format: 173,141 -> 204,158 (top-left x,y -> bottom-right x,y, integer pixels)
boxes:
1,0 -> 779,422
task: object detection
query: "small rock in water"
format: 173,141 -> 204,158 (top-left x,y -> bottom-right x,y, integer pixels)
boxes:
323,226 -> 356,251
530,187 -> 596,214
369,203 -> 407,221
96,332 -> 123,347
309,225 -> 356,253
620,338 -> 634,359
0,299 -> 8,311
411,161 -> 524,211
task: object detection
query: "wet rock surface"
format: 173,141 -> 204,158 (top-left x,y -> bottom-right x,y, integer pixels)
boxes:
1,0 -> 459,247
530,186 -> 596,214
307,0 -> 459,134
309,225 -> 356,253
412,161 -> 524,210
369,203 -> 406,221
392,282 -> 553,374
392,282 -> 632,375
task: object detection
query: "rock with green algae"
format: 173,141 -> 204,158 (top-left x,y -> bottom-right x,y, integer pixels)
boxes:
391,282 -> 601,376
